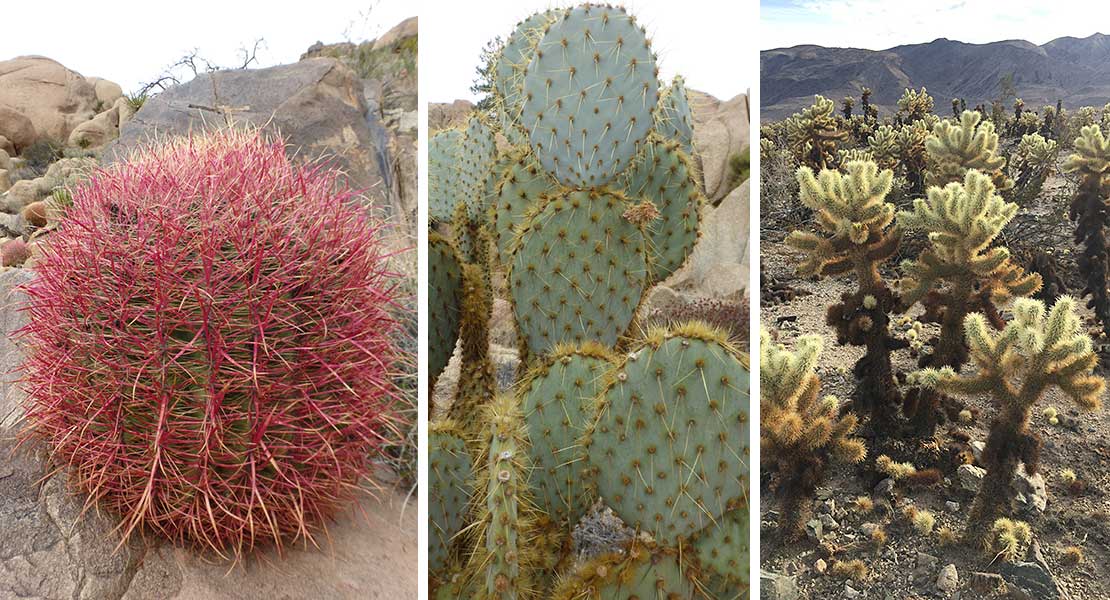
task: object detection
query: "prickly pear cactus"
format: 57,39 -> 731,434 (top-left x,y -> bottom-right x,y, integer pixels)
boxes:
520,4 -> 660,187
452,263 -> 496,434
474,394 -> 534,600
694,503 -> 750,599
621,137 -> 703,281
460,115 -> 499,222
520,343 -> 613,524
491,148 -> 556,267
586,322 -> 750,546
508,189 -> 649,357
480,151 -> 519,229
429,421 -> 471,581
551,540 -> 702,599
430,232 -> 463,385
495,10 -> 557,138
430,129 -> 463,222
657,75 -> 696,157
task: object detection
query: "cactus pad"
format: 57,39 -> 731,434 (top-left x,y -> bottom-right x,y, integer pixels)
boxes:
520,4 -> 660,187
552,540 -> 702,599
587,322 -> 750,546
694,504 -> 750,598
509,189 -> 649,357
430,232 -> 463,385
459,115 -> 498,222
657,75 -> 695,156
495,10 -> 557,133
430,129 -> 463,222
429,421 -> 471,579
492,148 -> 557,266
520,343 -> 613,524
621,137 -> 703,281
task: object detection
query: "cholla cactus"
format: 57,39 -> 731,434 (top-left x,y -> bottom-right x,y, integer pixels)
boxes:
1062,125 -> 1110,337
926,110 -> 1013,192
897,87 -> 934,124
785,95 -> 847,170
761,329 -> 866,538
899,169 -> 1042,369
915,297 -> 1104,544
787,160 -> 905,423
1012,133 -> 1059,205
868,125 -> 901,171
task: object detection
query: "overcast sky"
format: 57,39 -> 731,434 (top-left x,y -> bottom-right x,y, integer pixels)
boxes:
424,0 -> 753,103
762,0 -> 1110,50
0,1 -> 415,94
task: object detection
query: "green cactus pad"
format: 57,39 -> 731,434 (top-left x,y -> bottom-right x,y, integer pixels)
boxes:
430,129 -> 463,223
460,115 -> 498,223
492,148 -> 557,267
551,540 -> 702,599
519,343 -> 614,524
657,75 -> 696,156
429,421 -> 471,580
430,232 -> 463,385
495,10 -> 557,134
520,4 -> 660,187
694,504 -> 750,599
587,322 -> 750,546
479,151 -> 519,230
621,137 -> 703,281
508,189 -> 649,357
474,395 -> 534,600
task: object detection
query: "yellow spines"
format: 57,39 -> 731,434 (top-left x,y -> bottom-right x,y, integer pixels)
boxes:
926,110 -> 1012,190
1063,125 -> 1110,175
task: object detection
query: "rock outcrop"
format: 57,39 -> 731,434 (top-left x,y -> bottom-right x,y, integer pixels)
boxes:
690,89 -> 751,205
0,56 -> 118,145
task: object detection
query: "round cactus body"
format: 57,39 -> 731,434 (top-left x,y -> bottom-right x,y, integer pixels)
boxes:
430,128 -> 464,222
552,540 -> 702,599
429,421 -> 471,580
508,189 -> 648,357
491,148 -> 556,267
430,232 -> 464,385
621,137 -> 703,281
21,129 -> 405,556
521,4 -> 660,188
586,322 -> 750,546
520,343 -> 612,524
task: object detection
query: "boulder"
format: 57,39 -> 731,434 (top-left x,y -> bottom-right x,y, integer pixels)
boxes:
0,169 -> 9,194
373,16 -> 418,51
0,134 -> 13,155
68,104 -> 120,148
760,570 -> 800,600
87,77 -> 124,106
0,104 -> 36,152
2,179 -> 40,212
690,89 -> 750,204
105,59 -> 396,218
0,56 -> 100,143
429,100 -> 474,131
665,179 -> 750,299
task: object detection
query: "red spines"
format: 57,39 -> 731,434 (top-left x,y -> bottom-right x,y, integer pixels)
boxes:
19,129 -> 406,558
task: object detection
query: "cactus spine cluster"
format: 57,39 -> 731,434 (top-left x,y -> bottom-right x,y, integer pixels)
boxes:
427,5 -> 746,597
1063,126 -> 1110,337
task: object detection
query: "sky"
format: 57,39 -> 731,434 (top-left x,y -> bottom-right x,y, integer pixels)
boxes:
762,0 -> 1110,50
0,1 -> 416,94
423,1 -> 753,103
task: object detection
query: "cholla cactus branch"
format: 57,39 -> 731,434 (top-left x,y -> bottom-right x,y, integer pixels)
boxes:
926,110 -> 1013,191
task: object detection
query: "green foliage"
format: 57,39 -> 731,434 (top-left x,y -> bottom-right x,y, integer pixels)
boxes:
429,233 -> 463,386
728,146 -> 751,190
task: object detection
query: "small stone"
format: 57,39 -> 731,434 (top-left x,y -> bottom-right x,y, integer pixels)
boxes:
806,518 -> 823,541
815,558 -> 827,574
957,464 -> 986,492
820,513 -> 839,531
970,440 -> 986,462
860,522 -> 879,537
969,572 -> 1005,594
945,500 -> 960,512
843,584 -> 861,598
874,478 -> 895,496
760,570 -> 800,600
820,498 -> 836,514
936,564 -> 958,593
1012,463 -> 1046,517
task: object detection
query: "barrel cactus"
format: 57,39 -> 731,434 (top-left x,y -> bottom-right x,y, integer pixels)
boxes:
20,129 -> 406,556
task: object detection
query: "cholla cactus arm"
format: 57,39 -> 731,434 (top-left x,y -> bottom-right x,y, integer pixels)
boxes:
926,111 -> 1012,191
785,95 -> 847,170
913,297 -> 1104,544
760,328 -> 866,538
868,125 -> 900,170
897,87 -> 934,122
787,161 -> 896,287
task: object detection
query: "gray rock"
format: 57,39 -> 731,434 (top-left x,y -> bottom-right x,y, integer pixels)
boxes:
1013,464 -> 1047,517
970,440 -> 986,462
914,552 -> 939,582
860,522 -> 880,537
105,58 -> 399,220
874,477 -> 896,496
945,500 -> 960,512
998,560 -> 1064,600
843,583 -> 861,598
969,572 -> 1006,594
0,268 -> 34,429
820,513 -> 840,531
936,564 -> 958,593
957,463 -> 986,492
760,570 -> 800,600
806,518 -> 823,541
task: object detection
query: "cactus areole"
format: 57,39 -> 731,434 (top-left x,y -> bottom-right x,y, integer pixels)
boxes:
20,129 -> 406,557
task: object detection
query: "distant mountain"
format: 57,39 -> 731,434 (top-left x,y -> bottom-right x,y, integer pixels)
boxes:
761,33 -> 1110,121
